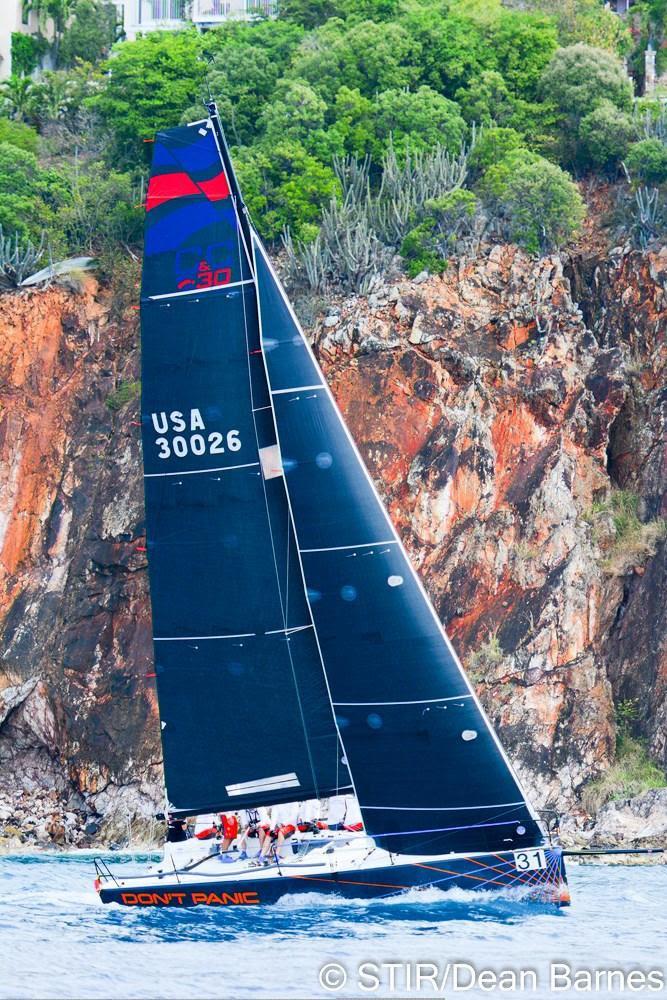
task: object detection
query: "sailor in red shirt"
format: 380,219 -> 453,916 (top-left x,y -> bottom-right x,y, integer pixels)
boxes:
195,812 -> 239,861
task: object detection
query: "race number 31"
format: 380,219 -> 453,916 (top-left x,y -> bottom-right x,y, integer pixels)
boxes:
151,408 -> 241,461
513,848 -> 547,872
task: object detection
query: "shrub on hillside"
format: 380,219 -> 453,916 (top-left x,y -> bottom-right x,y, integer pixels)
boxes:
0,142 -> 69,244
625,139 -> 667,186
468,127 -> 525,176
372,86 -> 467,157
59,169 -> 143,255
539,44 -> 634,168
539,44 -> 634,122
400,189 -> 478,276
235,141 -> 340,241
578,100 -> 636,172
479,149 -> 585,253
0,119 -> 39,155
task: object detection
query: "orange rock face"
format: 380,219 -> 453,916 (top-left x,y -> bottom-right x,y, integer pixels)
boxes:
0,245 -> 664,841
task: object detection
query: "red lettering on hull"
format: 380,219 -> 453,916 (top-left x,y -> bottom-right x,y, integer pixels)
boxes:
119,889 -> 260,906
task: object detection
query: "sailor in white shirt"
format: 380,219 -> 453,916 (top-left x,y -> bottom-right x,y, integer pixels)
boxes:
257,801 -> 300,863
327,794 -> 363,831
237,806 -> 270,861
297,798 -> 324,832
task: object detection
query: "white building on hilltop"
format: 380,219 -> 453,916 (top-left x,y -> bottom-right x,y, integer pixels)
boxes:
116,1 -> 276,40
0,1 -> 275,79
0,2 -> 46,81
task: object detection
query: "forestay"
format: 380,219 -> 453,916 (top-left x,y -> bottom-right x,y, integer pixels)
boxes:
140,121 -> 350,816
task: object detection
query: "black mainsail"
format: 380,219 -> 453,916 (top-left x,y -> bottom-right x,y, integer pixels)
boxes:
140,112 -> 544,855
141,121 -> 351,815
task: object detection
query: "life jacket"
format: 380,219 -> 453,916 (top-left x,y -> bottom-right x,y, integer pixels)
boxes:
195,826 -> 218,840
220,813 -> 239,840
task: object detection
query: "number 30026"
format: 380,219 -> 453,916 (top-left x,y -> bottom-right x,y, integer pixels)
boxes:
155,430 -> 241,460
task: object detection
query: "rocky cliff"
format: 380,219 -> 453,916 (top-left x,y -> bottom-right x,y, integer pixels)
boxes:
0,243 -> 665,849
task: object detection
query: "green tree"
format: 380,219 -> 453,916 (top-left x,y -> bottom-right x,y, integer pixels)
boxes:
578,100 -> 635,172
58,0 -> 119,68
486,11 -> 558,99
521,0 -> 632,54
90,31 -> 205,168
479,149 -> 585,253
625,139 -> 667,186
539,44 -> 633,123
402,9 -> 493,98
290,19 -> 421,102
197,45 -> 280,146
372,86 -> 467,157
336,0 -> 399,20
235,141 -> 340,241
539,43 -> 634,166
0,76 -> 35,121
259,78 -> 328,146
277,0 -> 343,28
0,142 -> 69,242
323,86 -> 375,158
455,70 -> 516,126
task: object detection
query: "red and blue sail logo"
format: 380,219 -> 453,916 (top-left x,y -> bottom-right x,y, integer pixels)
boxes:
146,168 -> 230,212
178,258 -> 232,291
143,126 -> 243,296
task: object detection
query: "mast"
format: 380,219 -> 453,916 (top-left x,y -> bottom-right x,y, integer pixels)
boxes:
206,101 -> 253,263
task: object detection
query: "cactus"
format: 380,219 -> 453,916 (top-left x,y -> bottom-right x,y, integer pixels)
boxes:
632,185 -> 661,250
0,227 -> 46,289
0,225 -> 96,291
287,134 -> 477,292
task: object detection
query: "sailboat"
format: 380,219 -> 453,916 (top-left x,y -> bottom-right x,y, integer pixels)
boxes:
94,104 -> 570,908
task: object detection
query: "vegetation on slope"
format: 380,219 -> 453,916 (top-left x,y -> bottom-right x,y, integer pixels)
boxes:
583,700 -> 666,813
0,0 -> 665,288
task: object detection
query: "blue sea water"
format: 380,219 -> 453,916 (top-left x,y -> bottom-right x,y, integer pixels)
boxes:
0,853 -> 665,999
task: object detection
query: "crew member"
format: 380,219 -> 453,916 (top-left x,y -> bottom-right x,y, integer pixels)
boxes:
256,801 -> 299,864
218,812 -> 240,862
237,806 -> 270,861
327,794 -> 363,832
166,814 -> 188,843
297,798 -> 325,833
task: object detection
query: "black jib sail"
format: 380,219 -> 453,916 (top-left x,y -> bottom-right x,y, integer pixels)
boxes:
252,236 -> 544,856
141,121 -> 351,816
